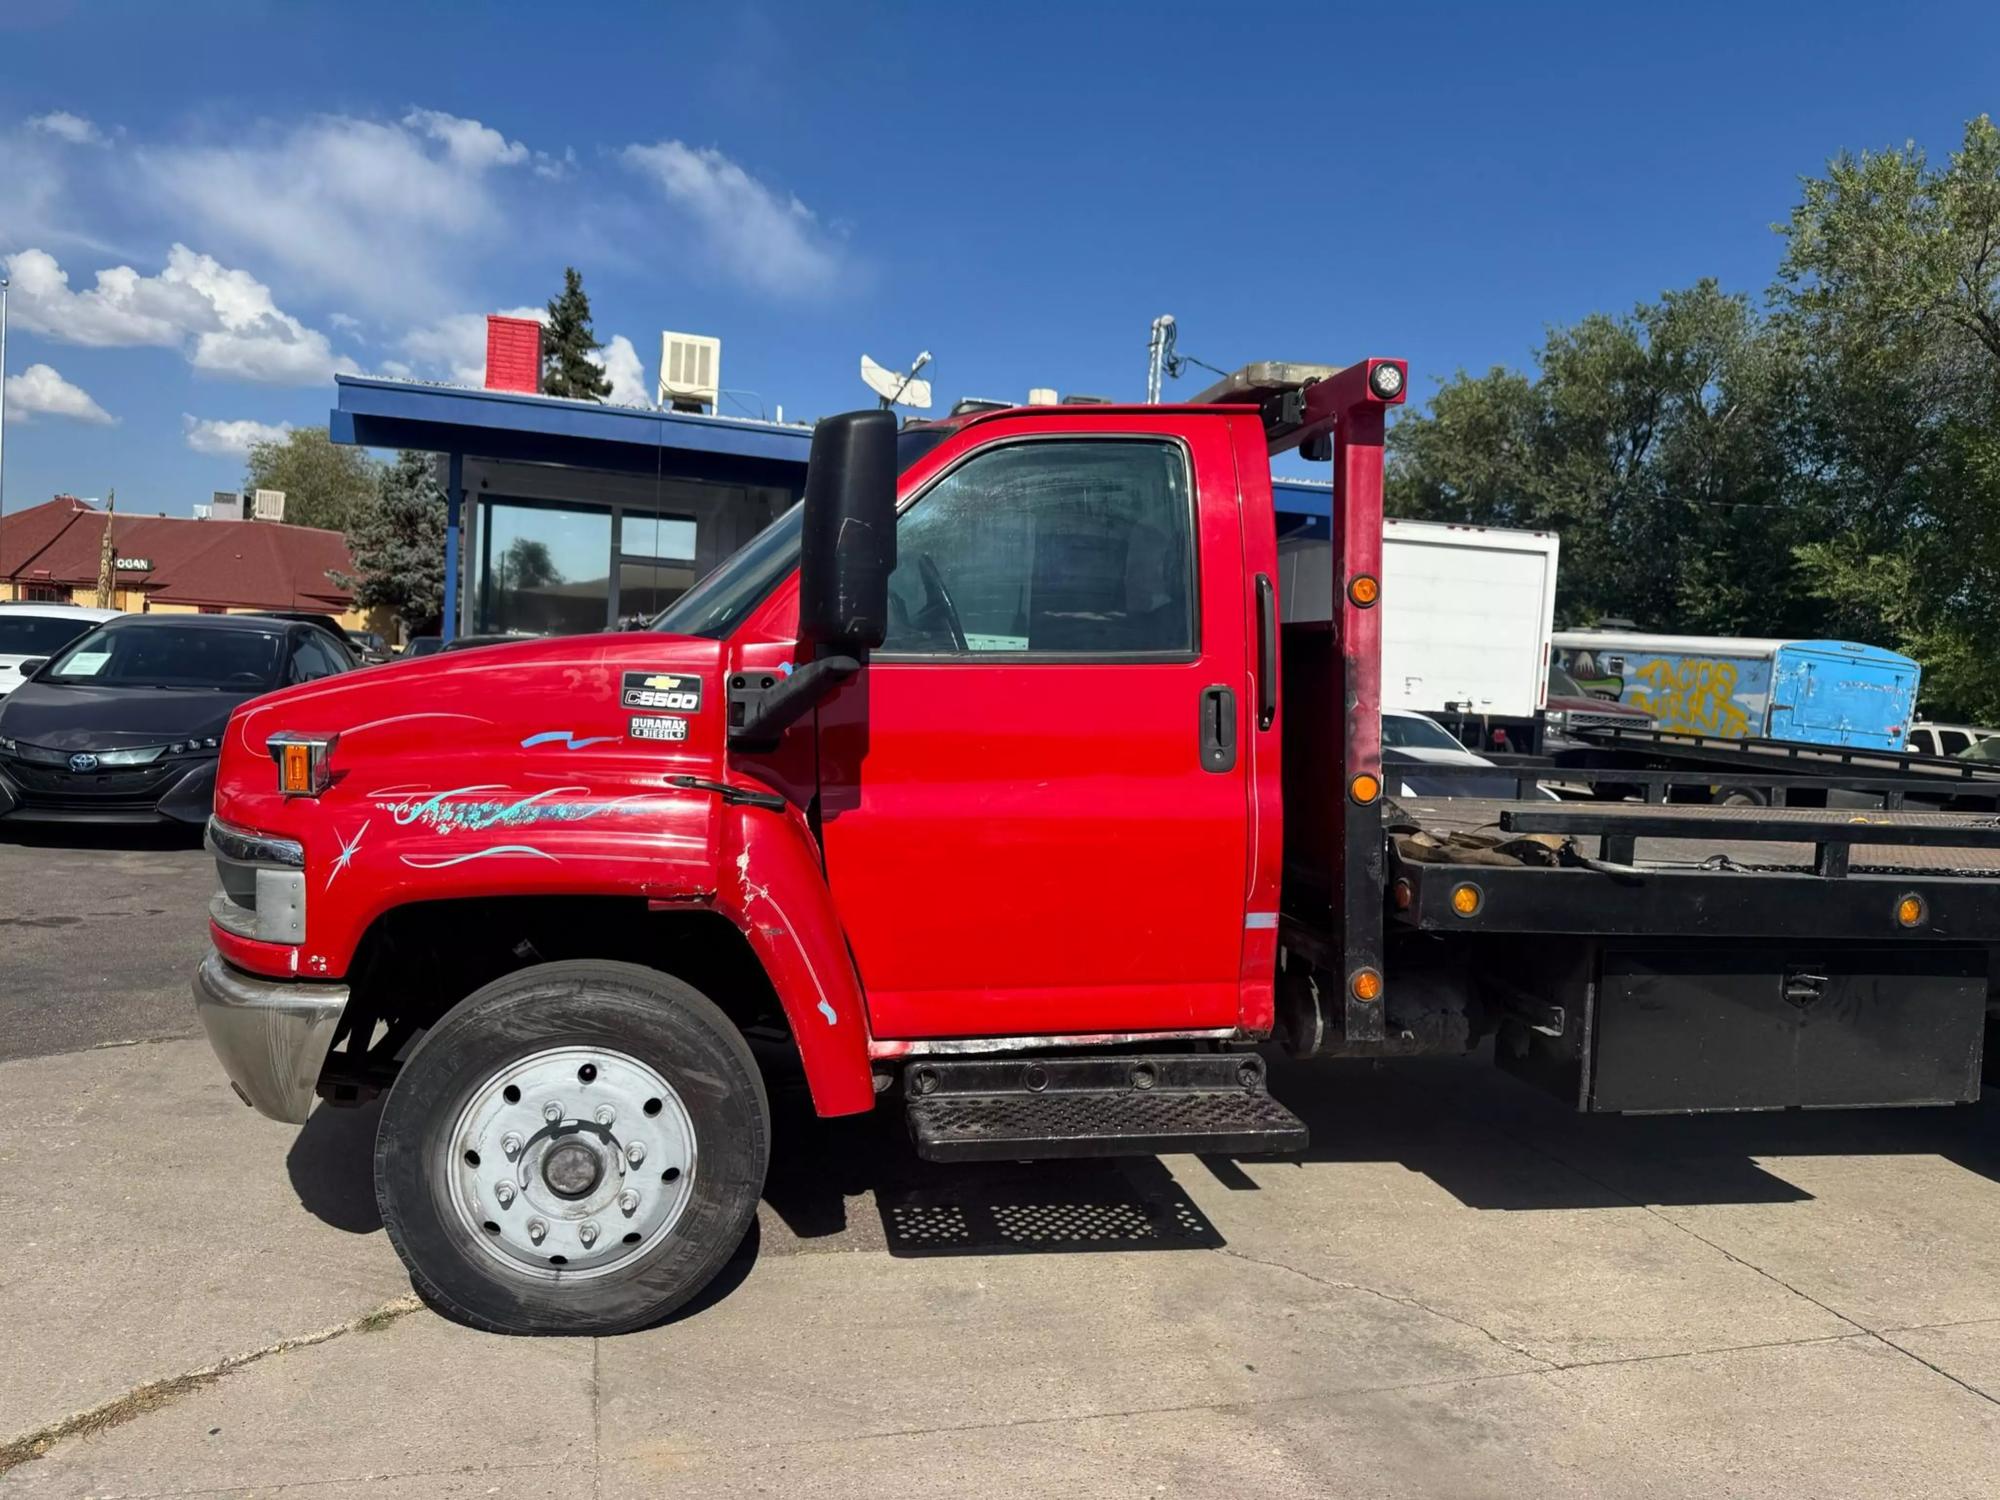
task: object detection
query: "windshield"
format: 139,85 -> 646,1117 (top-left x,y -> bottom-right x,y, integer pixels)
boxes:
1548,664 -> 1587,697
649,424 -> 959,640
1959,737 -> 2000,763
1381,713 -> 1467,752
43,623 -> 287,690
0,614 -> 100,657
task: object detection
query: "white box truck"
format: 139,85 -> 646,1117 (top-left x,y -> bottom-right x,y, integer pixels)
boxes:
1278,517 -> 1559,750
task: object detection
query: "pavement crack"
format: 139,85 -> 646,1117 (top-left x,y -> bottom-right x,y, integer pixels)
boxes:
1871,1331 -> 2000,1409
1212,1244 -> 1557,1368
0,1295 -> 424,1476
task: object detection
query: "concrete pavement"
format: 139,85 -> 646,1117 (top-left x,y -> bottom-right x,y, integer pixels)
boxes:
5,835 -> 2000,1495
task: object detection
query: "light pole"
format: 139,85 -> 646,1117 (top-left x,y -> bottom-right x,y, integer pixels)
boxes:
0,275 -> 9,541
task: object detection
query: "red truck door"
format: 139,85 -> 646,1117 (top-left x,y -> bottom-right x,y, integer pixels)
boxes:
818,414 -> 1252,1039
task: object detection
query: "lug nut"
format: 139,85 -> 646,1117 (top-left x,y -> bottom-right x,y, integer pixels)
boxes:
595,1103 -> 616,1126
495,1181 -> 516,1207
526,1217 -> 548,1244
501,1133 -> 523,1158
625,1141 -> 646,1166
542,1101 -> 563,1124
617,1189 -> 640,1214
578,1221 -> 600,1247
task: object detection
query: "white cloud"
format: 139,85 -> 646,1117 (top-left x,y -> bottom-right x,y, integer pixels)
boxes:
400,305 -> 545,385
138,111 -> 537,316
590,334 -> 650,407
533,147 -> 577,181
27,111 -> 108,147
328,311 -> 362,336
6,364 -> 114,424
3,247 -> 202,345
401,108 -> 528,170
3,244 -> 358,385
621,141 -> 841,296
183,415 -> 292,456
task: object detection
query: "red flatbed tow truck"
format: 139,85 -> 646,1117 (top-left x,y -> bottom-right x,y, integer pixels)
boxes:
193,358 -> 2000,1333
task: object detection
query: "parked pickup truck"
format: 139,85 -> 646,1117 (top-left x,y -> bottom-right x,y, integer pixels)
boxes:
193,358 -> 2000,1334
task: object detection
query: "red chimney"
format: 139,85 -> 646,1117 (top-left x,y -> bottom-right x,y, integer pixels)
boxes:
484,315 -> 542,394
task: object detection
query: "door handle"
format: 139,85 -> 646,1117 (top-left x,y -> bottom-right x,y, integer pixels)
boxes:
1200,685 -> 1237,773
1255,573 -> 1278,730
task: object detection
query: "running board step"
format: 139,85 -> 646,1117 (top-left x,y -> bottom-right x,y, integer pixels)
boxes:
905,1053 -> 1308,1163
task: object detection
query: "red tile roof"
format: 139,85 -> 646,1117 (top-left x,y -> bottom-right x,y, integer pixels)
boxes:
0,497 -> 355,612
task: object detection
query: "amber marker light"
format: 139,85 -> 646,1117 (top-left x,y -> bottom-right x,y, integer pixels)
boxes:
1349,772 -> 1382,805
1896,894 -> 1927,928
1349,574 -> 1380,608
1350,968 -> 1383,1002
1450,883 -> 1484,918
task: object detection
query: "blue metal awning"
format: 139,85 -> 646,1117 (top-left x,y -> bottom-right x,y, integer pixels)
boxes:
330,375 -> 812,483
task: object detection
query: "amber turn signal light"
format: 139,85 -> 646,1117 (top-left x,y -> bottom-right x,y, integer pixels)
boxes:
1450,882 -> 1483,917
1896,894 -> 1927,928
268,733 -> 336,797
1349,772 -> 1381,805
1348,574 -> 1380,608
1350,968 -> 1383,1002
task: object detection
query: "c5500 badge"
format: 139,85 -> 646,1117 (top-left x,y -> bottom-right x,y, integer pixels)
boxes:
629,715 -> 689,742
622,671 -> 702,712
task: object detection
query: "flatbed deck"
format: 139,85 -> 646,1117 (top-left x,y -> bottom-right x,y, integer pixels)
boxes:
1377,794 -> 2000,941
1391,795 -> 2000,876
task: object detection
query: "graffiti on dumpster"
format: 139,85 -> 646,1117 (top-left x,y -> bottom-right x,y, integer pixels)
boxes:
1627,656 -> 1766,738
1559,646 -> 1772,739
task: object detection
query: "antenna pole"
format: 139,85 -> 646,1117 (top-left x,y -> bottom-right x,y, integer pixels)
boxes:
1147,315 -> 1176,404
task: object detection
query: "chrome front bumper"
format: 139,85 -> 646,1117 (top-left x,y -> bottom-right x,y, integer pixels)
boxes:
192,949 -> 349,1124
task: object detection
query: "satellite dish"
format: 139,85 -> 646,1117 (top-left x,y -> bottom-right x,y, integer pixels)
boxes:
861,352 -> 933,410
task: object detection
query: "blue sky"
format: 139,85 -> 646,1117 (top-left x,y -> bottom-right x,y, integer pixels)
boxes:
2,0 -> 1997,517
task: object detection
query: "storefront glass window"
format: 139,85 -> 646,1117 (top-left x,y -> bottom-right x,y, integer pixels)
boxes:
479,502 -> 613,636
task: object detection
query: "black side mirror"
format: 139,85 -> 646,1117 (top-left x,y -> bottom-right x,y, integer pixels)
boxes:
727,411 -> 897,752
15,658 -> 47,678
797,409 -> 897,649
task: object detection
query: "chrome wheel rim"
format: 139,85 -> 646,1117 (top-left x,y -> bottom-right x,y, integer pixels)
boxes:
446,1045 -> 697,1281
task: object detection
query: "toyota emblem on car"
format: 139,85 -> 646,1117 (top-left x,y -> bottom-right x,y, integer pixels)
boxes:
68,753 -> 99,773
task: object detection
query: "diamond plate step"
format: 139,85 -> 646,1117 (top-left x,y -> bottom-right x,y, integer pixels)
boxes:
904,1053 -> 1309,1163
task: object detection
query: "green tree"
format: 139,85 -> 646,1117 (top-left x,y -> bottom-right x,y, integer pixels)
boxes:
242,428 -> 378,533
541,267 -> 613,401
332,450 -> 451,635
496,537 -> 560,592
1773,114 -> 2000,718
1387,281 -> 1798,635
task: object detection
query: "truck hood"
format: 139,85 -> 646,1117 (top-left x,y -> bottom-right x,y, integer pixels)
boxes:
211,633 -> 735,964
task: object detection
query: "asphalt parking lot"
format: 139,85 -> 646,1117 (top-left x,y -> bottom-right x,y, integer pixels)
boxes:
5,834 -> 2000,1497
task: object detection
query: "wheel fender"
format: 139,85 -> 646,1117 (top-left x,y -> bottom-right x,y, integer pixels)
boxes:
712,804 -> 875,1117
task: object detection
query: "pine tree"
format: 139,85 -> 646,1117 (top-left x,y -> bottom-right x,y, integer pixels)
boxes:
331,451 -> 452,635
541,266 -> 613,400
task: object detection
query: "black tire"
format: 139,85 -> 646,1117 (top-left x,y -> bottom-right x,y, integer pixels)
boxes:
374,959 -> 770,1335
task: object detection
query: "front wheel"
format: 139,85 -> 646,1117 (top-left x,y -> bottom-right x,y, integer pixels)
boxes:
375,960 -> 770,1335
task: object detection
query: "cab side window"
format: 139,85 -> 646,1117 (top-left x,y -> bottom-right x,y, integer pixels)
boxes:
879,440 -> 1194,658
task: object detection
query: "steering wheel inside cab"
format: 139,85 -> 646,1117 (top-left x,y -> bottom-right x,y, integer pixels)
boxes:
885,553 -> 967,652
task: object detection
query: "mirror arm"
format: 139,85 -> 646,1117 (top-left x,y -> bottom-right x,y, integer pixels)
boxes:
727,653 -> 863,751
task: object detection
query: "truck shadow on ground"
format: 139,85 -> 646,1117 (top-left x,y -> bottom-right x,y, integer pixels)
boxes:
1242,1051 -> 2000,1213
282,1046 -> 2000,1288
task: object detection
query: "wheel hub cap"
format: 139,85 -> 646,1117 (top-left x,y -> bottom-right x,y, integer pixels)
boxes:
447,1045 -> 697,1281
541,1140 -> 603,1199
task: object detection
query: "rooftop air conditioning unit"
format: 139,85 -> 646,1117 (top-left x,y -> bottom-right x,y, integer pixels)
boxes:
659,331 -> 720,414
210,491 -> 244,522
252,488 -> 287,522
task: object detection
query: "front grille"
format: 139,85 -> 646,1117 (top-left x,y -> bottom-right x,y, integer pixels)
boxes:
1567,711 -> 1648,733
5,760 -> 184,808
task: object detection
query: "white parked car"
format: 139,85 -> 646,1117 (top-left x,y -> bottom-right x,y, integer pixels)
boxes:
1381,709 -> 1557,799
1907,722 -> 2000,759
0,603 -> 120,699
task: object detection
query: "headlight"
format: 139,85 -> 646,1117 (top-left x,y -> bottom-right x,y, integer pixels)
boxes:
1545,710 -> 1569,731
